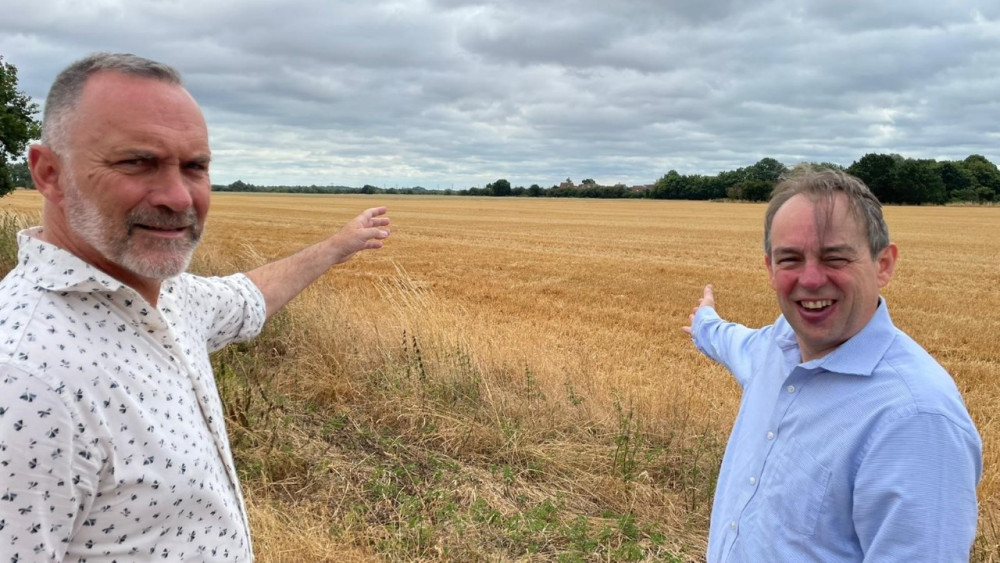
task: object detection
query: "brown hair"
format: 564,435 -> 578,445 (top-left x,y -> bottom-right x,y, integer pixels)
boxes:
764,165 -> 890,258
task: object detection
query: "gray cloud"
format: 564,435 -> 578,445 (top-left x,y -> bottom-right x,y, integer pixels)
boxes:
2,0 -> 998,187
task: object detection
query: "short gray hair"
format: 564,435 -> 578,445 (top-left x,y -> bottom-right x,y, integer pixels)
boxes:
41,53 -> 184,152
763,165 -> 890,258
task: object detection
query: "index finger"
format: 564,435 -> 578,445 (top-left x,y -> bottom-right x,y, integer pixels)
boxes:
701,284 -> 715,307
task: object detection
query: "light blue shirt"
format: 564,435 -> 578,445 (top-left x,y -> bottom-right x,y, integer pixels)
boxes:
692,299 -> 981,562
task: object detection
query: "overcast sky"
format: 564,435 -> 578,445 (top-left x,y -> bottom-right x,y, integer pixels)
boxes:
2,0 -> 998,188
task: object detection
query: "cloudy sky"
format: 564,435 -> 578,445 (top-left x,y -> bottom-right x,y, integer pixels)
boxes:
2,0 -> 998,189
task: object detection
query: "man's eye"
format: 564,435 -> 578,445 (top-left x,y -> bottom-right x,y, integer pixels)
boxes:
117,159 -> 151,169
825,257 -> 850,266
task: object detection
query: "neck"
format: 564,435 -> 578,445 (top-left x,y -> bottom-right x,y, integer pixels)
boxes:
128,278 -> 163,308
38,218 -> 164,308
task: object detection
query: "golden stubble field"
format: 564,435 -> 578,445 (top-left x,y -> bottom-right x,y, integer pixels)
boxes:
4,189 -> 999,557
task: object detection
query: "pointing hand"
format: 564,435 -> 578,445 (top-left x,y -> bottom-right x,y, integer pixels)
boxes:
682,284 -> 715,334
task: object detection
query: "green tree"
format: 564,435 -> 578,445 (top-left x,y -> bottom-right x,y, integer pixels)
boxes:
1,56 -> 42,197
712,169 -> 744,199
724,157 -> 785,202
848,153 -> 902,203
892,159 -> 945,204
650,170 -> 684,199
937,161 -> 976,201
8,159 -> 32,189
651,170 -> 719,200
488,178 -> 512,196
729,180 -> 773,202
962,154 -> 1000,200
745,157 -> 787,184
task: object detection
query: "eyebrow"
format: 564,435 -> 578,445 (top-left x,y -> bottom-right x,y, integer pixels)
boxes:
820,245 -> 858,255
771,244 -> 859,256
117,150 -> 212,165
121,150 -> 158,160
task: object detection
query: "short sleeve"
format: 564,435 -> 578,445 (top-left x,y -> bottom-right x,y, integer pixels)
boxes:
169,274 -> 267,353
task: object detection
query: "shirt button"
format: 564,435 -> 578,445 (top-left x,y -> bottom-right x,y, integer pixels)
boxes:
749,476 -> 757,485
767,431 -> 775,440
731,521 -> 737,530
786,385 -> 796,393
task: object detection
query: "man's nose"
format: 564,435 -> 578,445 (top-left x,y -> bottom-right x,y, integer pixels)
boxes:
148,166 -> 194,211
799,260 -> 827,288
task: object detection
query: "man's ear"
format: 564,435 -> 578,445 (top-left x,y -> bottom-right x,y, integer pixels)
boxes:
876,243 -> 898,288
28,144 -> 65,204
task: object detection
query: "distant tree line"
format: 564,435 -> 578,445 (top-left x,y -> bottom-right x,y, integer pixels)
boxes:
207,154 -> 999,206
211,179 -> 434,195
7,160 -> 33,189
459,154 -> 999,204
7,153 -> 998,207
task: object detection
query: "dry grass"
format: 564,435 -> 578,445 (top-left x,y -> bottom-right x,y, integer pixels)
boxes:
3,189 -> 998,561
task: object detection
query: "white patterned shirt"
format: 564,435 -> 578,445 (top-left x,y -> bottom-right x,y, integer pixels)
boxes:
0,228 -> 266,561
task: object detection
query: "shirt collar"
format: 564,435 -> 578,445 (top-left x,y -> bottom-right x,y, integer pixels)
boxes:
776,298 -> 897,377
17,227 -> 131,294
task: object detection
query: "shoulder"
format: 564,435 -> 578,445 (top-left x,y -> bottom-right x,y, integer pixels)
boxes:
162,273 -> 266,345
868,328 -> 979,440
161,273 -> 262,312
880,330 -> 964,406
0,271 -> 50,364
166,272 -> 258,296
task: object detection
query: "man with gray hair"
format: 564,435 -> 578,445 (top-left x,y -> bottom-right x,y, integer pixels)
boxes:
684,167 -> 981,561
0,53 -> 390,560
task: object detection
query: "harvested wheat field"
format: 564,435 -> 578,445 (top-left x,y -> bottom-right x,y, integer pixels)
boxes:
3,189 -> 999,561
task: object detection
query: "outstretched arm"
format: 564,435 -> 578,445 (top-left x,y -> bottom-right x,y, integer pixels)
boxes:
246,206 -> 390,318
682,284 -> 715,334
685,284 -> 772,388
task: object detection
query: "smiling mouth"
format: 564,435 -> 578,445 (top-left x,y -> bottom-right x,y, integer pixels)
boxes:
135,224 -> 189,233
800,299 -> 834,310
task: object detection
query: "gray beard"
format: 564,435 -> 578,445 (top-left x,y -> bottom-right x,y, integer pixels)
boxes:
63,180 -> 201,280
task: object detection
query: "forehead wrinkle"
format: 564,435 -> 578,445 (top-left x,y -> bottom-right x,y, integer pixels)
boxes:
71,74 -> 209,157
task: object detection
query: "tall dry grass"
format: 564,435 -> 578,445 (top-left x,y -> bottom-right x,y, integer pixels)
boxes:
2,190 -> 998,561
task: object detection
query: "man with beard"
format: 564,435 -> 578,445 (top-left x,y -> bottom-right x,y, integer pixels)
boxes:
0,53 -> 390,561
684,168 -> 981,562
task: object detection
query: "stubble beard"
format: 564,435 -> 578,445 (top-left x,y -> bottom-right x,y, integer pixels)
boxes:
63,177 -> 202,280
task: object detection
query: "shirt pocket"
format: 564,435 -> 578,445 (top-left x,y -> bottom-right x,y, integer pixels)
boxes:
763,437 -> 832,537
